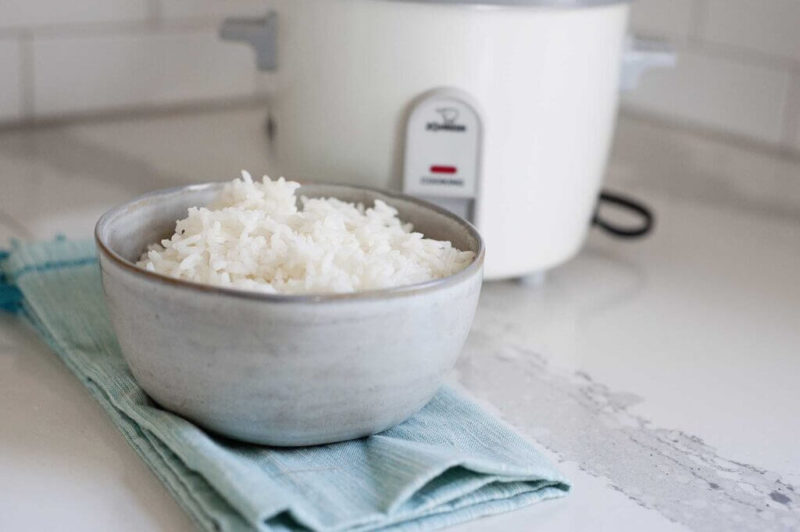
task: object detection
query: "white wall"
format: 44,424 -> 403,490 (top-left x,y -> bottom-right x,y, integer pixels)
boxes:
626,0 -> 800,153
1,0 -> 798,156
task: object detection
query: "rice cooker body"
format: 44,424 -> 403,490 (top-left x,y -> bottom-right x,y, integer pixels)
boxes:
260,0 -> 630,279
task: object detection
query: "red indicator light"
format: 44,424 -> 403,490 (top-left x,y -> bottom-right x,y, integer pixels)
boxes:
430,165 -> 457,174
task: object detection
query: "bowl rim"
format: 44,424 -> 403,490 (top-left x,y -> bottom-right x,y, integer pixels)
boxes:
94,181 -> 485,303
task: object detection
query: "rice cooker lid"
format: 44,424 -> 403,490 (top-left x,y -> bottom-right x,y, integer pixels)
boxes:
383,0 -> 630,6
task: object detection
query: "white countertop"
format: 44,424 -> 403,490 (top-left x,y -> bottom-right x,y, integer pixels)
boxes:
1,105 -> 798,531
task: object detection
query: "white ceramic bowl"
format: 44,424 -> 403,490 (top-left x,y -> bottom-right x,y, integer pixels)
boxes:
95,182 -> 484,446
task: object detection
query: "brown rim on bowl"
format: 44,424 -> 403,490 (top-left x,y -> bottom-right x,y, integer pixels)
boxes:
94,181 -> 485,303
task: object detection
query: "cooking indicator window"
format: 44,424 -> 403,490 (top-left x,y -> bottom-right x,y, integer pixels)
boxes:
430,165 -> 457,174
403,89 -> 482,222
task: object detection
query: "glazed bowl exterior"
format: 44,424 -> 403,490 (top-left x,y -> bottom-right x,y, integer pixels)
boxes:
95,183 -> 484,446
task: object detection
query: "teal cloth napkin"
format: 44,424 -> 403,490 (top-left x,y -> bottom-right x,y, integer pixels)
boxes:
0,238 -> 569,532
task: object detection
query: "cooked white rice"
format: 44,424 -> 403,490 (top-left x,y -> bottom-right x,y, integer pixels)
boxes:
136,172 -> 475,294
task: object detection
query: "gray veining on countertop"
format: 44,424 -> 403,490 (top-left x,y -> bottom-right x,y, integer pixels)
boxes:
457,331 -> 798,531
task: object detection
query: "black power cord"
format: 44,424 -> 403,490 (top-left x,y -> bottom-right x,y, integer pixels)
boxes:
593,190 -> 655,239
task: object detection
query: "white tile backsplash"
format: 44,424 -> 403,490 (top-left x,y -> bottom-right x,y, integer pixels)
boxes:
629,0 -> 696,41
702,0 -> 800,61
626,0 -> 800,151
0,0 -> 798,159
608,114 -> 800,220
0,39 -> 22,122
33,29 -> 257,116
0,0 -> 148,30
623,48 -> 792,145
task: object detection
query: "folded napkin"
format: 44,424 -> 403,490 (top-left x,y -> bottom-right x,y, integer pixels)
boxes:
0,238 -> 569,532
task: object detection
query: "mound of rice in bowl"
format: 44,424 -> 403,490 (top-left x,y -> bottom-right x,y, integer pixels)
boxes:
136,172 -> 475,294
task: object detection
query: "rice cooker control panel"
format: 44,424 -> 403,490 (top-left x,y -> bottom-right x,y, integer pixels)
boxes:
403,89 -> 482,222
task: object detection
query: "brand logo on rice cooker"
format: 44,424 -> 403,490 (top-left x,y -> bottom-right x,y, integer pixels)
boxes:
427,108 -> 466,132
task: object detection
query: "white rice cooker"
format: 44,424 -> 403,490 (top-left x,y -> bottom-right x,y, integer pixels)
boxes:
221,0 -> 673,280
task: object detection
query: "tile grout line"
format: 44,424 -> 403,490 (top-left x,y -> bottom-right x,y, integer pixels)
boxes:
779,72 -> 800,151
620,107 -> 800,162
0,96 -> 269,133
687,0 -> 707,44
19,30 -> 34,119
679,0 -> 800,74
0,18 -> 225,41
683,39 -> 800,74
147,0 -> 162,24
